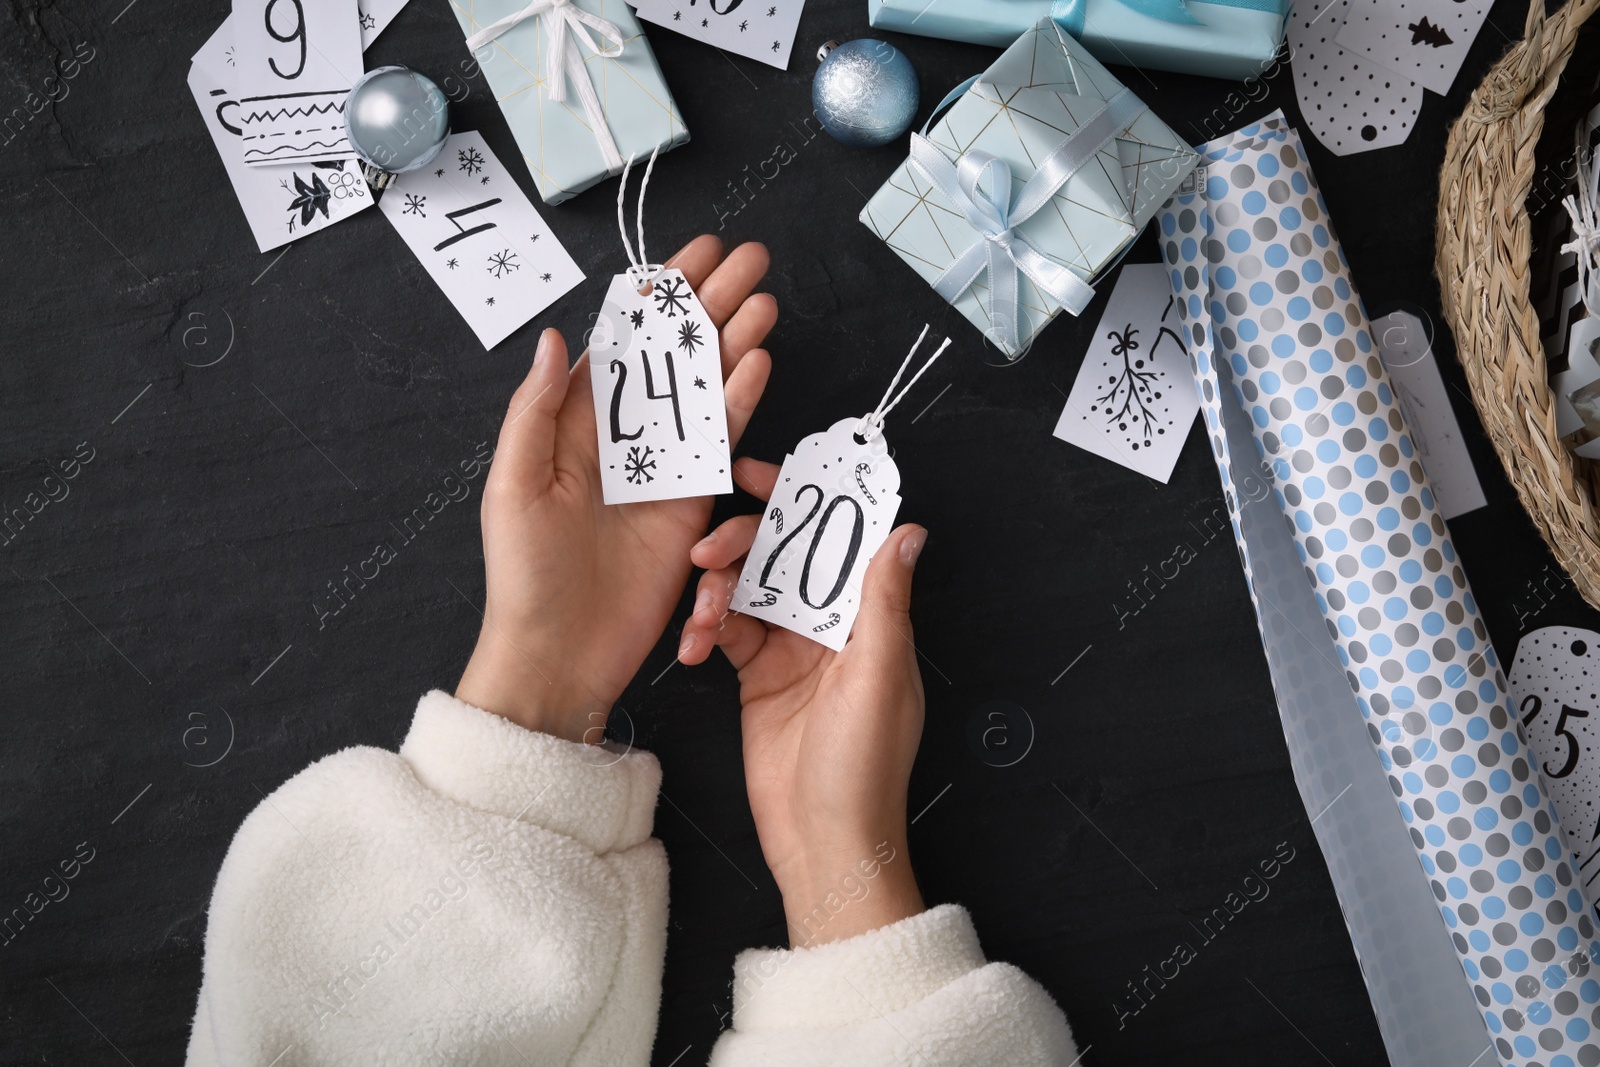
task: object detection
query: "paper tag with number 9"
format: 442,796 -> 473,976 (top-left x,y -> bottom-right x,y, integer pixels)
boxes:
730,418 -> 902,651
589,269 -> 732,504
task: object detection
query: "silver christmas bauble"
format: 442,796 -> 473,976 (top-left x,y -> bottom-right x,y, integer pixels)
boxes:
344,65 -> 450,188
811,39 -> 919,148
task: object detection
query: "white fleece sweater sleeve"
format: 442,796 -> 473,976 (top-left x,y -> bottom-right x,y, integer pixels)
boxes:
185,690 -> 669,1067
708,904 -> 1079,1067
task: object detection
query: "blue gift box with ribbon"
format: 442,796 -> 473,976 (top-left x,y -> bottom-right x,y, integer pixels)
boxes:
860,18 -> 1198,360
451,0 -> 689,204
867,0 -> 1287,80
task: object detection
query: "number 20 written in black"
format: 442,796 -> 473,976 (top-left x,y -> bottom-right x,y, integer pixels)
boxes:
756,483 -> 864,610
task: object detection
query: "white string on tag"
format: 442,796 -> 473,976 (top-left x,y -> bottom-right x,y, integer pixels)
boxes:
617,144 -> 665,294
855,324 -> 953,442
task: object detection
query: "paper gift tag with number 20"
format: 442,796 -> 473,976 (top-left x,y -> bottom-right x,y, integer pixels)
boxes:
590,268 -> 732,503
731,419 -> 903,651
729,326 -> 950,651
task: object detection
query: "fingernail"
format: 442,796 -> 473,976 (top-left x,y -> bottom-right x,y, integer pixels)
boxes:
678,633 -> 698,659
534,329 -> 555,366
900,529 -> 926,564
695,531 -> 717,551
694,588 -> 714,617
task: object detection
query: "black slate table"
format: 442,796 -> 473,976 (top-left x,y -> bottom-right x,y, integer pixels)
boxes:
3,0 -> 1595,1062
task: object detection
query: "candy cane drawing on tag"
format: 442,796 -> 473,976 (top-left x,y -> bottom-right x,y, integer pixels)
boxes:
854,462 -> 877,504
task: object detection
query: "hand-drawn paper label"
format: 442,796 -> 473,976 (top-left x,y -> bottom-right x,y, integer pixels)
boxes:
1053,263 -> 1198,483
634,0 -> 806,70
189,19 -> 370,252
730,419 -> 902,651
377,131 -> 584,349
358,0 -> 410,48
588,269 -> 732,503
1509,626 -> 1600,920
1371,309 -> 1485,519
1333,0 -> 1492,96
231,0 -> 363,165
1289,0 -> 1421,155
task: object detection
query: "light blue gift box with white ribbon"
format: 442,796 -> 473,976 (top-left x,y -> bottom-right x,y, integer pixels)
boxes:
450,0 -> 689,204
859,18 -> 1198,360
867,0 -> 1288,81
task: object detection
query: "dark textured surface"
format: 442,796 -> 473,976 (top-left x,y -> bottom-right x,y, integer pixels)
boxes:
3,0 -> 1598,1063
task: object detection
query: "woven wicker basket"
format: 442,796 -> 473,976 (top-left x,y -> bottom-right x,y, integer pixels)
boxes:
1436,0 -> 1600,605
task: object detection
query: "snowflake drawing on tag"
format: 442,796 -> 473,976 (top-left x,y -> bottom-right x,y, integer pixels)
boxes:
402,193 -> 426,217
487,249 -> 520,278
457,146 -> 486,175
629,309 -> 646,328
624,445 -> 657,484
652,276 -> 692,318
677,320 -> 704,355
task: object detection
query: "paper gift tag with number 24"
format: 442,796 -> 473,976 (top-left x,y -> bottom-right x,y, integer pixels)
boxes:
731,419 -> 903,651
590,269 -> 732,503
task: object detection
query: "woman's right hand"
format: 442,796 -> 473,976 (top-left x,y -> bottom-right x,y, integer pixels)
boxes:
677,457 -> 929,947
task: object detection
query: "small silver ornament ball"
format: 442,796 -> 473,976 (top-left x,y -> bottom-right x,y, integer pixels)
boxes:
811,39 -> 919,148
344,66 -> 450,186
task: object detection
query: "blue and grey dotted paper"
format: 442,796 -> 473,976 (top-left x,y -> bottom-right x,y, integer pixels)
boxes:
1156,112 -> 1600,1067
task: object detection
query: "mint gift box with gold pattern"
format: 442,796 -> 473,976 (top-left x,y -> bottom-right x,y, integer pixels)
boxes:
860,18 -> 1197,361
450,0 -> 689,204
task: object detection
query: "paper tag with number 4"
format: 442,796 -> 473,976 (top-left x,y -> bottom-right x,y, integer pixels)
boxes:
589,269 -> 732,503
730,419 -> 903,651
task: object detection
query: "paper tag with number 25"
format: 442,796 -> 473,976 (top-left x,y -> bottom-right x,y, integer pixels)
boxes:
730,419 -> 903,651
589,269 -> 732,504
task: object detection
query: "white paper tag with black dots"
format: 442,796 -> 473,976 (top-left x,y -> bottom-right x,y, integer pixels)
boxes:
730,419 -> 902,651
1333,0 -> 1491,96
1289,0 -> 1421,156
1509,626 -> 1600,909
589,270 -> 732,504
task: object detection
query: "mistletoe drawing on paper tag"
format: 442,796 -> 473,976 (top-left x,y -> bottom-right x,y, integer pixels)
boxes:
730,419 -> 903,651
589,268 -> 732,504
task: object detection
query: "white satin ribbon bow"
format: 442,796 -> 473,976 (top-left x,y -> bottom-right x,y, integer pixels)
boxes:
465,0 -> 627,172
908,86 -> 1144,354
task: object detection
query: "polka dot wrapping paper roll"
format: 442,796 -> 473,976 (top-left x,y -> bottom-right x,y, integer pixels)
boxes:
1157,111 -> 1600,1067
